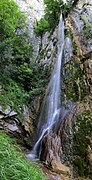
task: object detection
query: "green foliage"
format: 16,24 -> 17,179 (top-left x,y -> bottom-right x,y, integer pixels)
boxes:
34,0 -> 79,36
34,0 -> 62,36
27,64 -> 51,99
0,0 -> 34,118
0,0 -> 25,37
0,80 -> 29,120
44,0 -> 61,28
0,0 -> 32,74
0,131 -> 46,180
68,28 -> 77,55
0,61 -> 50,119
34,18 -> 49,36
73,110 -> 92,177
0,0 -> 50,106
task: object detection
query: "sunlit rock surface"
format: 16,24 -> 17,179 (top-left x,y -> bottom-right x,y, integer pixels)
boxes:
65,0 -> 92,56
14,0 -> 44,57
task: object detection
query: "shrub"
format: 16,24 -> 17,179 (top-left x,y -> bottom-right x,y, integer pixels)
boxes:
34,0 -> 62,36
0,0 -> 33,74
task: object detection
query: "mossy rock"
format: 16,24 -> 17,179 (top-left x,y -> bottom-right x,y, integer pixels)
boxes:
73,110 -> 92,178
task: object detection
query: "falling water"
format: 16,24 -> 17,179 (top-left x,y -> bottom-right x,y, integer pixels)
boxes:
27,14 -> 65,159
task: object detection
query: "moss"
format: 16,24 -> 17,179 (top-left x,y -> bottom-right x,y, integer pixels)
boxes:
63,59 -> 88,101
73,157 -> 85,177
65,28 -> 77,55
80,14 -> 92,41
73,110 -> 92,177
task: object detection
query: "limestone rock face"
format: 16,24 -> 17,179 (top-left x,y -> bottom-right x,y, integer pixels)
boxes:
65,0 -> 92,57
23,105 -> 34,135
14,0 -> 58,68
37,28 -> 58,68
14,0 -> 44,57
64,0 -> 92,103
15,0 -> 44,21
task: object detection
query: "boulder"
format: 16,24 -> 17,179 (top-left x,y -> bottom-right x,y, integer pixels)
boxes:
51,160 -> 70,176
41,163 -> 70,180
9,111 -> 17,117
40,133 -> 62,164
0,106 -> 17,118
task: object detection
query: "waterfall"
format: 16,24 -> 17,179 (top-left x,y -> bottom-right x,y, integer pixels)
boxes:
27,14 -> 65,159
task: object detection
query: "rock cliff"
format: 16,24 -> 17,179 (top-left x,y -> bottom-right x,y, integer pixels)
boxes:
61,0 -> 92,178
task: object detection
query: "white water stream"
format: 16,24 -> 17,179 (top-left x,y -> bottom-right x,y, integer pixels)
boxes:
27,14 -> 65,159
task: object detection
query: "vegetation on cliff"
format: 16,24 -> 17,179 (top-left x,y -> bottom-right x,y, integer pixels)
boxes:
34,0 -> 79,36
34,0 -> 61,36
0,0 -> 32,117
0,0 -> 50,120
73,110 -> 92,178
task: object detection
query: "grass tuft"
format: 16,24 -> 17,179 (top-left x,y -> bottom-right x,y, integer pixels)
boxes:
0,131 -> 46,180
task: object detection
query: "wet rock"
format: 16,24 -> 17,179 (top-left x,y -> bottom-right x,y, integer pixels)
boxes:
64,37 -> 73,64
33,95 -> 42,114
84,59 -> 92,94
59,103 -> 77,167
51,160 -> 70,176
23,105 -> 34,135
40,133 -> 62,164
